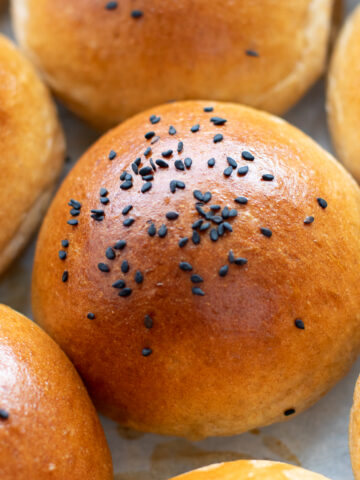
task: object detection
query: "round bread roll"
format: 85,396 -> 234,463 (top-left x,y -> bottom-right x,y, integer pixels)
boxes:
327,5 -> 360,182
0,34 -> 64,274
32,100 -> 360,438
350,376 -> 360,479
12,0 -> 334,129
170,460 -> 330,479
0,304 -> 112,479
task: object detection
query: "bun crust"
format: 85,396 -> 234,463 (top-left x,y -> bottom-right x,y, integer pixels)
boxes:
350,376 -> 360,479
12,0 -> 334,129
32,101 -> 360,438
0,34 -> 64,274
328,5 -> 360,182
170,460 -> 330,479
0,304 -> 112,479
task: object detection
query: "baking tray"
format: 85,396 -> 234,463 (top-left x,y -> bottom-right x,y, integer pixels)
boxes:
0,2 -> 358,478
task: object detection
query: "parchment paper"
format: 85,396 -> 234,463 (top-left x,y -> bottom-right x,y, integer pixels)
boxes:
0,2 -> 358,478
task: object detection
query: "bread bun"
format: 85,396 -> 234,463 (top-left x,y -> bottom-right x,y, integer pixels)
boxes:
169,460 -> 330,479
350,375 -> 360,479
0,34 -> 64,274
0,304 -> 112,479
328,5 -> 360,182
32,100 -> 360,438
12,0 -> 334,129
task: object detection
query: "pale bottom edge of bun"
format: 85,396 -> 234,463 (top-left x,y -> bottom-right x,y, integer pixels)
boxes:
0,185 -> 55,276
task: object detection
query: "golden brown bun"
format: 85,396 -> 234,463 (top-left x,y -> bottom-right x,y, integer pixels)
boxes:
32,100 -> 360,438
327,5 -> 360,182
12,0 -> 334,129
0,304 -> 112,479
170,460 -> 330,479
0,34 -> 64,274
350,376 -> 360,479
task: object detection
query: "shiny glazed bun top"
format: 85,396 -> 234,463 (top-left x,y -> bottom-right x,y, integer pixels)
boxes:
32,101 -> 360,439
170,460 -> 331,479
0,305 -> 112,480
12,0 -> 334,128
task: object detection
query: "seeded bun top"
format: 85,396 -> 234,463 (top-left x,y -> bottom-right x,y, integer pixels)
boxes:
328,4 -> 360,182
170,460 -> 330,479
12,0 -> 334,129
32,101 -> 360,438
0,304 -> 112,480
0,34 -> 64,275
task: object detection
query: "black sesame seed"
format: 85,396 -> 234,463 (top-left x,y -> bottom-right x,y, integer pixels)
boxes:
223,166 -> 233,177
228,209 -> 238,218
87,313 -> 95,320
210,205 -> 220,211
144,147 -> 151,157
142,174 -> 154,181
262,174 -> 274,181
203,192 -> 212,203
59,250 -> 67,260
235,258 -> 248,266
150,159 -> 156,171
106,247 -> 116,260
284,408 -> 296,416
222,207 -> 229,219
0,409 -> 9,420
124,173 -> 133,181
192,287 -> 205,296
193,190 -> 203,201
176,180 -> 185,189
304,216 -> 314,225
169,126 -> 176,135
184,157 -> 192,169
204,106 -> 214,112
238,166 -> 249,176
150,115 -> 161,124
227,157 -> 237,168
179,262 -> 193,272
91,214 -> 104,221
158,224 -> 167,238
191,274 -> 203,283
223,222 -> 233,232
120,181 -> 133,190
207,158 -> 215,167
177,141 -> 183,153
69,198 -> 81,208
295,318 -> 305,330
317,197 -> 328,209
112,279 -> 126,289
134,157 -> 141,166
139,166 -> 152,176
200,222 -> 210,231
135,270 -> 143,284
145,131 -> 155,140
213,134 -> 223,143
141,182 -> 152,193
142,347 -> 152,357
131,9 -> 143,18
191,124 -> 200,133
219,265 -> 229,277
211,216 -> 223,224
235,196 -> 248,204
123,218 -> 135,227
162,149 -> 173,158
166,211 -> 179,220
119,287 -> 132,297
120,171 -> 127,181
242,151 -> 254,161
246,49 -> 259,57
122,205 -> 133,215
148,223 -> 156,236
121,260 -> 129,273
70,209 -> 80,216
67,219 -> 78,226
260,227 -> 272,238
62,271 -> 68,282
106,1 -> 118,9
100,188 -> 108,197
218,223 -> 225,236
156,159 -> 169,168
210,228 -> 219,241
192,219 -> 203,229
144,315 -> 153,329
179,237 -> 188,247
211,117 -> 227,126
100,197 -> 109,205
228,250 -> 235,263
114,240 -> 126,250
175,160 -> 185,171
61,239 -> 69,248
98,263 -> 110,272
192,231 -> 201,245
108,150 -> 117,160
196,204 -> 206,217
91,209 -> 104,215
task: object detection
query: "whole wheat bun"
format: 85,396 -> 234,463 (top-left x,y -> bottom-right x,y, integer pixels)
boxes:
327,5 -> 360,182
0,304 -> 112,479
11,0 -> 334,129
0,34 -> 64,275
169,460 -> 330,480
32,100 -> 360,438
350,376 -> 360,479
